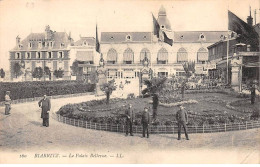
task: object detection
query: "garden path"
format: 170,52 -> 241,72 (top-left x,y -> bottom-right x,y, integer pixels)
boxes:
0,94 -> 259,163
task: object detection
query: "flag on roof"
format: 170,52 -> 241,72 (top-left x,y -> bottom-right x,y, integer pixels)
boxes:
162,31 -> 173,46
152,13 -> 160,38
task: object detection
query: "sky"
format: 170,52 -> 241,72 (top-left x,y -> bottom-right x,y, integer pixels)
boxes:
0,0 -> 259,71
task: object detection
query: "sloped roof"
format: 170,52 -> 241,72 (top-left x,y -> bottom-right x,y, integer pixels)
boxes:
101,32 -> 151,43
11,31 -> 72,51
74,37 -> 96,46
174,31 -> 228,43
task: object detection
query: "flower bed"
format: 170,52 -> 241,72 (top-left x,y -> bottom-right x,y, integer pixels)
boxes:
57,92 -> 259,127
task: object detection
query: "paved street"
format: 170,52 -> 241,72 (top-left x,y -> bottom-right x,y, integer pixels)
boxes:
0,95 -> 259,163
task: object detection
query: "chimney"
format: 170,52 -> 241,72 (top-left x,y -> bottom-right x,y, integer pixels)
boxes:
45,25 -> 51,40
16,35 -> 20,46
247,6 -> 253,26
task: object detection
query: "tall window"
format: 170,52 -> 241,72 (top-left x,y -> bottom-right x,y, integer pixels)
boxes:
123,48 -> 134,64
26,52 -> 31,59
28,42 -> 32,48
140,48 -> 151,63
197,47 -> 208,64
107,48 -> 117,64
15,52 -> 21,59
177,48 -> 188,63
58,52 -> 63,59
157,48 -> 168,64
38,42 -> 42,48
37,52 -> 41,59
48,52 -> 52,59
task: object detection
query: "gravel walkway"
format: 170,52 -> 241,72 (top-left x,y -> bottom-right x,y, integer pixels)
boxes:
0,95 -> 259,163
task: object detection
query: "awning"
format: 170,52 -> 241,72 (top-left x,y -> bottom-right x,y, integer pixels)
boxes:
243,62 -> 260,67
158,52 -> 168,61
123,53 -> 134,61
76,51 -> 93,61
197,52 -> 208,61
177,52 -> 188,62
107,52 -> 117,61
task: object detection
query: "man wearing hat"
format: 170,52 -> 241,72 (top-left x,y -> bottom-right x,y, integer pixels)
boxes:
141,107 -> 150,138
125,104 -> 134,136
38,95 -> 51,127
176,104 -> 189,140
5,91 -> 11,115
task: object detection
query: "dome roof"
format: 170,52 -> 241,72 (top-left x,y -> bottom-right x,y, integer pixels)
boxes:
158,5 -> 166,16
157,6 -> 171,30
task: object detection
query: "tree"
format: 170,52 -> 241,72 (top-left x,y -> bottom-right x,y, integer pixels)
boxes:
100,79 -> 117,104
13,62 -> 23,78
32,67 -> 43,80
44,66 -> 51,80
142,77 -> 167,120
181,61 -> 196,98
70,60 -> 81,76
0,68 -> 5,78
53,68 -> 64,79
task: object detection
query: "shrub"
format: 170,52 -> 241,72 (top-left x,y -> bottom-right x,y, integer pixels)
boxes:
0,81 -> 95,102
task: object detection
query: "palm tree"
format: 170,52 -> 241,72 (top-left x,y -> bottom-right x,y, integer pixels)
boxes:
100,79 -> 117,104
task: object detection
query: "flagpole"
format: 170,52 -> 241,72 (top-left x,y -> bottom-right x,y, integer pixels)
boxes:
226,1 -> 230,85
227,32 -> 229,85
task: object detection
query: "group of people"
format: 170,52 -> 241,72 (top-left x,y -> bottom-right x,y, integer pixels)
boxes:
4,91 -> 51,127
124,103 -> 189,140
4,91 -> 189,140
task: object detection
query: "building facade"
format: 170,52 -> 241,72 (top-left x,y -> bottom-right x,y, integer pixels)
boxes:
9,25 -> 73,81
100,6 -> 227,83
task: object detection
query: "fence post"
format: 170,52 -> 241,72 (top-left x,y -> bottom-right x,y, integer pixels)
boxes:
65,117 -> 67,124
95,123 -> 97,130
123,125 -> 124,133
173,126 -> 174,134
224,123 -> 226,132
238,123 -> 240,130
136,126 -> 137,134
117,124 -> 119,132
106,123 -> 108,131
246,121 -> 247,130
203,124 -> 204,133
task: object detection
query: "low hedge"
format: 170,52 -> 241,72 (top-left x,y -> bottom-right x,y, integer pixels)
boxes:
0,81 -> 95,102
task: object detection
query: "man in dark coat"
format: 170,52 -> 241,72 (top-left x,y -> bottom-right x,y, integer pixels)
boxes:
38,95 -> 51,127
141,107 -> 150,138
176,105 -> 189,140
125,104 -> 134,136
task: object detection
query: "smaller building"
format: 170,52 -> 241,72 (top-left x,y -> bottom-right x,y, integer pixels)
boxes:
9,25 -> 73,81
69,36 -> 99,82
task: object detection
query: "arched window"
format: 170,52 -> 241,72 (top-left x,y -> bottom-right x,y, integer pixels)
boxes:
157,48 -> 168,64
197,47 -> 208,63
107,48 -> 117,64
140,48 -> 151,63
123,48 -> 134,64
177,48 -> 188,63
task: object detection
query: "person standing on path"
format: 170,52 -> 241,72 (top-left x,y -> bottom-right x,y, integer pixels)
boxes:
5,91 -> 11,115
176,104 -> 189,140
38,95 -> 51,127
141,107 -> 150,138
125,104 -> 134,136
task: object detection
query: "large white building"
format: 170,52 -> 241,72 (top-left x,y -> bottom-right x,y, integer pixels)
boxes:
100,6 -> 228,83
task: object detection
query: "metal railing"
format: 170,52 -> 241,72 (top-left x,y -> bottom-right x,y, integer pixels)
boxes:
55,114 -> 260,134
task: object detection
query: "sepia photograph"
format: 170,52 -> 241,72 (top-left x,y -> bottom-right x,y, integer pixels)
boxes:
0,0 -> 259,164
